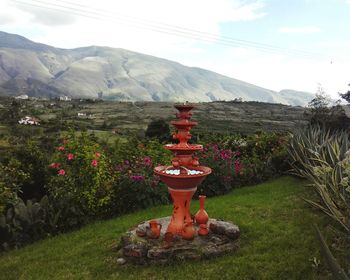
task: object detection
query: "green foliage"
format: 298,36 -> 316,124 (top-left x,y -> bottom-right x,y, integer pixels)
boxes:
0,159 -> 30,213
315,226 -> 349,280
288,126 -> 350,232
8,141 -> 50,200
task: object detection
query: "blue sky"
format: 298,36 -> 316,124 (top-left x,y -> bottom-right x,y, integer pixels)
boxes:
0,0 -> 349,98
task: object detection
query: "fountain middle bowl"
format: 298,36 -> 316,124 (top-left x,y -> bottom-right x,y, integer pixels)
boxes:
154,165 -> 212,189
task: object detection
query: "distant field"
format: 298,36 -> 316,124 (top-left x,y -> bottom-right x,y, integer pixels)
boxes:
0,98 -> 310,134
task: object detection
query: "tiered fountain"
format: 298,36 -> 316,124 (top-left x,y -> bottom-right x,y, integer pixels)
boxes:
117,104 -> 240,265
154,104 -> 211,239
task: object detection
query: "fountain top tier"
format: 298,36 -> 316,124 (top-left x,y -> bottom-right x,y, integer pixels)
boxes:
166,104 -> 201,153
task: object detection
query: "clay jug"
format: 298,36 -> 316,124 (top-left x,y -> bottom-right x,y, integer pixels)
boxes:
198,224 -> 209,236
182,220 -> 195,240
149,220 -> 162,238
195,195 -> 209,225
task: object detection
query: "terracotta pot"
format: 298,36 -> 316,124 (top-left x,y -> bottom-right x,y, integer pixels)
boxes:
149,220 -> 162,238
195,195 -> 209,225
198,224 -> 209,236
182,220 -> 195,240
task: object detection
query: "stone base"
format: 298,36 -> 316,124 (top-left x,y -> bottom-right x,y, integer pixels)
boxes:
116,217 -> 240,264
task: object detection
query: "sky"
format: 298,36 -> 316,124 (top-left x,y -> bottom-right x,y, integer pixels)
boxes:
0,0 -> 349,99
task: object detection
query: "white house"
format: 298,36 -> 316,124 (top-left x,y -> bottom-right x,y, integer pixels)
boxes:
18,116 -> 40,125
77,112 -> 87,117
15,94 -> 29,100
59,95 -> 72,101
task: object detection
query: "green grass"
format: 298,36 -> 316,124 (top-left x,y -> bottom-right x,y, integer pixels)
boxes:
0,176 -> 331,280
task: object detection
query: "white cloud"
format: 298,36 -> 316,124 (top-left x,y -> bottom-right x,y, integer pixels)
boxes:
279,26 -> 321,33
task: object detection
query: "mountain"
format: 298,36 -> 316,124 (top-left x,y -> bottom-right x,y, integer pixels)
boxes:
0,31 -> 314,105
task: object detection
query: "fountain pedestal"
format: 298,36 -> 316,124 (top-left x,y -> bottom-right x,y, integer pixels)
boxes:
167,187 -> 196,235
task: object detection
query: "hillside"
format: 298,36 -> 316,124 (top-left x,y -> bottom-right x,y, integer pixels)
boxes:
0,31 -> 314,105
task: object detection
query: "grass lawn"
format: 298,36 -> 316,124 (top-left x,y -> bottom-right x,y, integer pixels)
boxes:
0,176 -> 331,280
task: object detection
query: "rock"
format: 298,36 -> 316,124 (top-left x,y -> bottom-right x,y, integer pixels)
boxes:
147,248 -> 173,259
123,244 -> 147,258
136,224 -> 148,237
225,226 -> 240,240
116,216 -> 240,264
117,258 -> 126,265
209,220 -> 240,240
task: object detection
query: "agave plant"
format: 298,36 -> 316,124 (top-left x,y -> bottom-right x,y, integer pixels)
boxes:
0,196 -> 50,248
288,126 -> 350,232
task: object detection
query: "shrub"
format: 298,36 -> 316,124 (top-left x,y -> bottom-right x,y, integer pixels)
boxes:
9,141 -> 50,200
0,159 -> 30,213
145,119 -> 170,142
46,132 -> 116,227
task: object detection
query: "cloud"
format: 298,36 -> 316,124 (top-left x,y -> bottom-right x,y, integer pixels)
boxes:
13,2 -> 77,26
279,26 -> 321,33
0,14 -> 15,25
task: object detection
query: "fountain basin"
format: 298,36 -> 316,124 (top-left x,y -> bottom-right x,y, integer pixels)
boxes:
154,166 -> 211,189
164,144 -> 203,154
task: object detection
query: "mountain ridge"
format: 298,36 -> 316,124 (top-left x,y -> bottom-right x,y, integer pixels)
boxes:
0,31 -> 314,105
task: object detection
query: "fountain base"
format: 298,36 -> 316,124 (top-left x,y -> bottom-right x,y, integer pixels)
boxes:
115,217 -> 240,265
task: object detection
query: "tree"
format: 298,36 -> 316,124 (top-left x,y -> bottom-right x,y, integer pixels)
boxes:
145,119 -> 170,142
339,84 -> 350,103
308,85 -> 331,126
307,84 -> 350,131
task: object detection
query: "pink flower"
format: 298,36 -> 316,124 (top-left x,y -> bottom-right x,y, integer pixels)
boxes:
130,175 -> 145,182
67,153 -> 74,160
143,156 -> 152,167
220,149 -> 232,160
49,163 -> 60,169
91,159 -> 98,167
58,169 -> 66,176
57,146 -> 65,151
95,152 -> 101,158
63,139 -> 69,145
234,160 -> 243,175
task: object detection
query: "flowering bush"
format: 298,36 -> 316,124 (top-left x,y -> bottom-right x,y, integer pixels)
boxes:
47,132 -> 116,227
112,152 -> 169,214
197,131 -> 289,196
198,144 -> 243,196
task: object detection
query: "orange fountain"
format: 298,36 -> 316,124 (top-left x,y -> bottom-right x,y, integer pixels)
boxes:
154,104 -> 212,239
